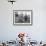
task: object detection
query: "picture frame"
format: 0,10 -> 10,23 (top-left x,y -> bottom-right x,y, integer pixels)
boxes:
13,10 -> 33,25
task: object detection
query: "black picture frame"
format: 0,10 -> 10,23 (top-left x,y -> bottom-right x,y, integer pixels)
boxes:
13,10 -> 33,26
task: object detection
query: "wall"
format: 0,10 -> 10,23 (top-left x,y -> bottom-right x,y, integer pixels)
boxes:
0,0 -> 46,42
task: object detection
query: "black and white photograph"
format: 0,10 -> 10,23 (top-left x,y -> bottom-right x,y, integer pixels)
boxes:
13,10 -> 32,25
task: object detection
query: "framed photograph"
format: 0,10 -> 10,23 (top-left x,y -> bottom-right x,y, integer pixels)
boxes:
13,10 -> 32,25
